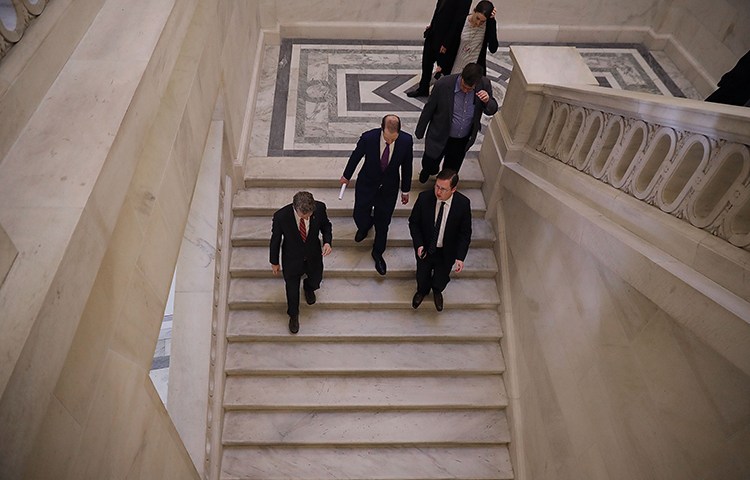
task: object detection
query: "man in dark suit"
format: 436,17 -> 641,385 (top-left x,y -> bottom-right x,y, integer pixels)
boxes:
407,0 -> 472,98
409,169 -> 471,311
270,191 -> 333,334
415,63 -> 498,182
340,114 -> 413,275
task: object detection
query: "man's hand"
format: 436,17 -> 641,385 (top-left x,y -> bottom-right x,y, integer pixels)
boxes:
401,193 -> 409,205
439,45 -> 447,54
340,176 -> 349,186
322,243 -> 332,256
417,246 -> 426,259
476,90 -> 490,103
491,7 -> 496,18
454,260 -> 464,273
271,264 -> 281,275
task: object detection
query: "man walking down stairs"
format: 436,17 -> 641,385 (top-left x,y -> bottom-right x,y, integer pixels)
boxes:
224,155 -> 513,479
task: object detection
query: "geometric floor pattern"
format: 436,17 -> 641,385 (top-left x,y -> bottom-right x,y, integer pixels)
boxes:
255,39 -> 700,158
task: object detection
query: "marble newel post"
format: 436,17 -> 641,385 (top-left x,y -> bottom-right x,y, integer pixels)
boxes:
501,46 -> 598,149
0,223 -> 17,286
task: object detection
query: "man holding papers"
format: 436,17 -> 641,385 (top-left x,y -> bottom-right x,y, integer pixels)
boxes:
340,115 -> 413,275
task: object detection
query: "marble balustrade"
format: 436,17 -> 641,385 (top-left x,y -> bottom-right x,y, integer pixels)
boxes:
537,97 -> 750,249
0,0 -> 47,59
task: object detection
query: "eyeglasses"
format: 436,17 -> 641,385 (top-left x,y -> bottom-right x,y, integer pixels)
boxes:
434,184 -> 452,193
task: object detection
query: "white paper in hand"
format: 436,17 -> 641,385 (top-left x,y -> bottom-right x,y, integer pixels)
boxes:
338,183 -> 347,200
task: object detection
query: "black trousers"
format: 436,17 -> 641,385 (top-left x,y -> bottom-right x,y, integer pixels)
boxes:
421,135 -> 470,176
417,35 -> 440,92
416,248 -> 453,295
353,187 -> 397,255
283,260 -> 322,316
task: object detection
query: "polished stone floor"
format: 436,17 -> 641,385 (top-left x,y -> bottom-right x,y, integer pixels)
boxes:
149,39 -> 701,404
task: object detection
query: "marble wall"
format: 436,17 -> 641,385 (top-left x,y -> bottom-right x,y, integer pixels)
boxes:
495,179 -> 750,479
0,0 -> 262,476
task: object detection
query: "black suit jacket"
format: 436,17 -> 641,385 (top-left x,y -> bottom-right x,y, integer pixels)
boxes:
269,201 -> 333,276
408,189 -> 472,263
415,73 -> 498,159
343,128 -> 413,205
425,0 -> 472,56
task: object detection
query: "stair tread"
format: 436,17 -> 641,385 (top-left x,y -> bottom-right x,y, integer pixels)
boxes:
224,375 -> 508,409
232,186 -> 486,216
225,341 -> 505,374
244,156 -> 484,188
231,216 -> 496,247
221,445 -> 513,480
222,410 -> 510,445
231,246 -> 498,278
227,309 -> 503,340
228,277 -> 501,309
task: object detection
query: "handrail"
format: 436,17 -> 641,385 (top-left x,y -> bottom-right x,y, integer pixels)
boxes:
534,85 -> 750,250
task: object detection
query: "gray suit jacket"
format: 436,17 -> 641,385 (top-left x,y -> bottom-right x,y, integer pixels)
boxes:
415,73 -> 498,159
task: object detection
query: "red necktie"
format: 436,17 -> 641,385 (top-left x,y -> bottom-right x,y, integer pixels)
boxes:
381,143 -> 390,172
299,218 -> 307,242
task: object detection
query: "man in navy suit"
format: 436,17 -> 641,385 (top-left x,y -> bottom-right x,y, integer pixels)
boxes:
340,114 -> 413,275
415,63 -> 498,182
270,191 -> 333,334
409,169 -> 471,311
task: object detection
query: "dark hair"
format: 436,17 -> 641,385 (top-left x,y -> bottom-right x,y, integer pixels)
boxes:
474,0 -> 493,18
381,114 -> 401,133
293,191 -> 315,214
460,63 -> 483,87
437,169 -> 459,188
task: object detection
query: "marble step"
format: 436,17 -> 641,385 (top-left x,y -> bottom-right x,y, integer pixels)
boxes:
222,409 -> 510,446
227,308 -> 503,341
244,156 -> 484,189
232,186 -> 486,217
221,445 -> 514,479
224,375 -> 508,410
231,215 -> 496,248
228,277 -> 501,310
225,341 -> 505,375
230,246 -> 498,278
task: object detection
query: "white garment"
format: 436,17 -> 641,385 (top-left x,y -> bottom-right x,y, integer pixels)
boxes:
451,16 -> 486,75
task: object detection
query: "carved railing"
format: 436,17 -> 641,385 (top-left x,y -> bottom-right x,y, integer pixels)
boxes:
536,100 -> 750,249
0,0 -> 48,60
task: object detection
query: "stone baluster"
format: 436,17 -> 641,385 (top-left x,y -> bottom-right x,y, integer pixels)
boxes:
0,0 -> 47,60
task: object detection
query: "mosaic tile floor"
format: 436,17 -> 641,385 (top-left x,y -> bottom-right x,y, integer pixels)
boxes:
250,40 -> 701,159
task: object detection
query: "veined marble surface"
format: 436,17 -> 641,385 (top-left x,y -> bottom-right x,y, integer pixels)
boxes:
249,39 -> 699,158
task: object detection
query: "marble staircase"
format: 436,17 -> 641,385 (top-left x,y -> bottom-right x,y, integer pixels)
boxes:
221,156 -> 513,479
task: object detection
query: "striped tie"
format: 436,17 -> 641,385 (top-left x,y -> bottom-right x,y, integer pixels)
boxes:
299,218 -> 307,242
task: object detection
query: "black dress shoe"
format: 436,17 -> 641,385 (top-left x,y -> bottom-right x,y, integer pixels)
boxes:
372,252 -> 387,276
304,288 -> 316,305
406,88 -> 429,98
418,170 -> 430,184
354,229 -> 368,242
412,292 -> 425,309
433,291 -> 444,312
289,314 -> 299,334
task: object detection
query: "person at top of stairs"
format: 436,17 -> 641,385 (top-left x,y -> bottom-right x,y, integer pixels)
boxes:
340,114 -> 414,276
270,191 -> 333,334
409,168 -> 472,312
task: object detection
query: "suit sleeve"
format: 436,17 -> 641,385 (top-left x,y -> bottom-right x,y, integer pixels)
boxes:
482,77 -> 499,116
486,18 -> 499,54
400,134 -> 414,193
456,197 -> 472,261
343,133 -> 367,180
270,210 -> 282,265
408,193 -> 425,251
415,84 -> 441,139
319,203 -> 333,245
